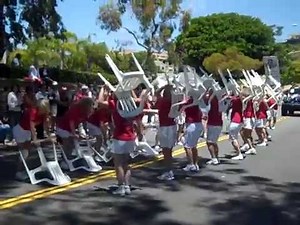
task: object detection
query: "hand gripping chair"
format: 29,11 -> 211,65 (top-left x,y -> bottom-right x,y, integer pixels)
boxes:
19,140 -> 71,186
98,53 -> 153,119
176,66 -> 207,112
218,69 -> 241,96
226,69 -> 241,95
60,139 -> 102,172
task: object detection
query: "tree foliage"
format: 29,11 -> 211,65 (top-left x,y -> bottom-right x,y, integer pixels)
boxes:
97,0 -> 190,73
203,47 -> 263,75
282,60 -> 300,85
9,32 -> 157,78
176,13 -> 276,66
0,0 -> 64,55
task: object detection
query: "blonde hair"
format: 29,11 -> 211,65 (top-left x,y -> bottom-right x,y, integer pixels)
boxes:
240,87 -> 251,97
37,99 -> 50,114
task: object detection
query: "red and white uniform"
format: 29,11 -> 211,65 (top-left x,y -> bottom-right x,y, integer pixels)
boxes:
255,100 -> 268,128
243,99 -> 255,130
56,103 -> 90,138
13,107 -> 45,143
109,98 -> 136,154
156,97 -> 176,149
184,98 -> 203,148
267,98 -> 278,118
229,96 -> 243,140
207,96 -> 223,143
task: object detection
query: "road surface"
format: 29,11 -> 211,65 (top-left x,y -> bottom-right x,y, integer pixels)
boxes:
0,116 -> 299,225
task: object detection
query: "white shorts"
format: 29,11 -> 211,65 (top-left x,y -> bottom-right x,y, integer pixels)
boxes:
243,118 -> 255,130
56,127 -> 73,138
111,139 -> 136,154
13,124 -> 31,144
255,119 -> 266,128
86,122 -> 102,136
229,122 -> 243,140
184,122 -> 203,148
159,125 -> 177,149
207,125 -> 222,143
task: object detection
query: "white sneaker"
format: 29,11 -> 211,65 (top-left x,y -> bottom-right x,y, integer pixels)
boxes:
256,142 -> 268,147
183,164 -> 196,172
158,171 -> 174,181
245,148 -> 257,155
154,145 -> 161,152
177,141 -> 183,146
112,185 -> 125,196
206,158 -> 219,165
231,154 -> 244,160
240,144 -> 250,152
124,185 -> 131,195
271,126 -> 275,130
194,164 -> 200,171
267,135 -> 272,141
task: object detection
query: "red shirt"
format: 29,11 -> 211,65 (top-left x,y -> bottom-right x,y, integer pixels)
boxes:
109,99 -> 136,141
156,97 -> 176,127
230,97 -> 243,124
256,101 -> 268,119
184,99 -> 202,123
87,107 -> 111,126
207,96 -> 223,126
267,98 -> 278,110
19,107 -> 45,130
243,100 -> 255,118
57,104 -> 89,132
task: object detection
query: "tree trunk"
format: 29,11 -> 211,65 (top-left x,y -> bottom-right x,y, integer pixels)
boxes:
0,4 -> 6,58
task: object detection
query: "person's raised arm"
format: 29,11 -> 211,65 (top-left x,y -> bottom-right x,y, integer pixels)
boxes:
97,86 -> 109,106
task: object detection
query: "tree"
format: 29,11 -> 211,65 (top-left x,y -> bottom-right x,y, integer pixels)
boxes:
97,0 -> 190,75
176,13 -> 275,66
0,0 -> 64,56
203,47 -> 263,75
282,60 -> 300,85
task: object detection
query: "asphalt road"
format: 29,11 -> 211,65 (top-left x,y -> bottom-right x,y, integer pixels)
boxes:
0,116 -> 300,225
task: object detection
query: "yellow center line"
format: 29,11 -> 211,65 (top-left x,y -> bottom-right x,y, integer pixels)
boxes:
0,117 -> 287,210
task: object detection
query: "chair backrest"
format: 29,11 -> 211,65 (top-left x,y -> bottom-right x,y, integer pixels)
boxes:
98,53 -> 153,118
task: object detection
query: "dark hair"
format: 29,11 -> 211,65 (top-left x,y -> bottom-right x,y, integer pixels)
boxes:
16,53 -> 21,59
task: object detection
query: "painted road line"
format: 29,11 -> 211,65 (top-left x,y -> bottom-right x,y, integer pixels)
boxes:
0,117 -> 287,209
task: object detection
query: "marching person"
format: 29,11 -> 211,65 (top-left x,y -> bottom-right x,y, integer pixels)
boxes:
13,99 -> 51,180
228,91 -> 248,160
240,88 -> 257,155
254,97 -> 269,147
205,89 -> 223,165
155,85 -> 177,180
182,97 -> 203,172
56,97 -> 95,162
97,86 -> 138,196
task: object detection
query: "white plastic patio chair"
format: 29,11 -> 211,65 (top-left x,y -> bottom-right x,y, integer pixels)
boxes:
19,139 -> 71,186
60,139 -> 102,172
98,53 -> 153,119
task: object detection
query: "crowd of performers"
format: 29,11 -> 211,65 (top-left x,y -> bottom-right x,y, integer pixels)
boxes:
12,83 -> 278,196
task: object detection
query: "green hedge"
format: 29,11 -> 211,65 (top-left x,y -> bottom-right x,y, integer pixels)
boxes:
0,64 -> 118,85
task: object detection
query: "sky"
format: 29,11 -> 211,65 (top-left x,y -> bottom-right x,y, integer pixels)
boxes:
57,0 -> 300,50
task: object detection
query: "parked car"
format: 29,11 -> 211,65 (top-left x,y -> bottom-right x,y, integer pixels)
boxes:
281,87 -> 300,116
